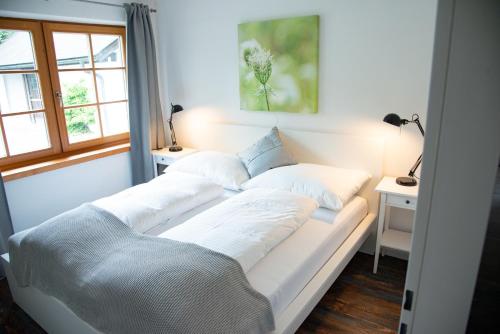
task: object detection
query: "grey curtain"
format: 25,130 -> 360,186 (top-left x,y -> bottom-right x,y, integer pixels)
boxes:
125,3 -> 166,185
0,176 -> 13,276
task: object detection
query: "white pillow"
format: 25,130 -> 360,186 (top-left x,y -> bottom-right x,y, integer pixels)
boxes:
166,151 -> 250,190
241,163 -> 371,210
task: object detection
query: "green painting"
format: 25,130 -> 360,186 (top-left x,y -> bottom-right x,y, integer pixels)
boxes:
238,15 -> 319,113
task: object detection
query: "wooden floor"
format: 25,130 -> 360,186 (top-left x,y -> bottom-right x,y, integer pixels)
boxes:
297,253 -> 406,334
466,168 -> 500,334
0,253 -> 406,334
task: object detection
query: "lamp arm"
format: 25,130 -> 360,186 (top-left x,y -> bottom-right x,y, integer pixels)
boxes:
411,114 -> 425,136
408,114 -> 424,178
408,154 -> 422,178
169,119 -> 177,146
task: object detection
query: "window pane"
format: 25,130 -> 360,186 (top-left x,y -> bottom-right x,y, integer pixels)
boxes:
95,69 -> 126,103
59,71 -> 96,107
64,106 -> 101,143
101,102 -> 128,136
91,34 -> 123,68
0,124 -> 6,158
53,32 -> 91,69
0,73 -> 44,114
3,112 -> 50,155
0,29 -> 36,71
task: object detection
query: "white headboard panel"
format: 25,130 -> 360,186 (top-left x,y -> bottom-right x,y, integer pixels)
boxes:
178,123 -> 384,214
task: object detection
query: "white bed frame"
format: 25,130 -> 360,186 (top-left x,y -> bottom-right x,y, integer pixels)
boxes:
1,123 -> 384,334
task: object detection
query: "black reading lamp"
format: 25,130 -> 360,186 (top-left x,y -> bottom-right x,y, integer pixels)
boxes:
383,113 -> 424,186
169,103 -> 184,152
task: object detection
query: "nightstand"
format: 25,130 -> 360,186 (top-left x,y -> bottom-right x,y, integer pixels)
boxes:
373,176 -> 419,273
151,147 -> 197,177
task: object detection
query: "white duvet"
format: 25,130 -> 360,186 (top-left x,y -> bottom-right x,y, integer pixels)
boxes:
93,171 -> 223,233
160,188 -> 318,272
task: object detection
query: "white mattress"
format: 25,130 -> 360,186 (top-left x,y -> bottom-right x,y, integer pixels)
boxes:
246,196 -> 368,316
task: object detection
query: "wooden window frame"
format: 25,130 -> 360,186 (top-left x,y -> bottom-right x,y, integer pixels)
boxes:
0,18 -> 129,172
0,19 -> 62,167
43,22 -> 129,152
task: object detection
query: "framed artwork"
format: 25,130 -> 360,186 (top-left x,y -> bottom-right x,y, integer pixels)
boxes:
238,15 -> 319,113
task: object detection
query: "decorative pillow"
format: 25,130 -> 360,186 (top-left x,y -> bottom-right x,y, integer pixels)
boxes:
241,163 -> 371,211
237,127 -> 297,177
166,151 -> 250,190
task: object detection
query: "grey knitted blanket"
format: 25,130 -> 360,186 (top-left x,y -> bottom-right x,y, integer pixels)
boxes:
8,204 -> 274,334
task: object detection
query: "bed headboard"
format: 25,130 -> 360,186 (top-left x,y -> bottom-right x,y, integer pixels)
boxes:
177,123 -> 384,214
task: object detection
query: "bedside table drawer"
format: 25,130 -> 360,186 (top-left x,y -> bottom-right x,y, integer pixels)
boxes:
155,155 -> 173,165
152,147 -> 197,177
386,194 -> 417,209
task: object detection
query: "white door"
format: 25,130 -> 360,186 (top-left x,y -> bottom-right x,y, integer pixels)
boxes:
399,0 -> 500,333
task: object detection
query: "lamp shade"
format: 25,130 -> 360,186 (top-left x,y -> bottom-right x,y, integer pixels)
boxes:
171,104 -> 184,114
383,113 -> 403,127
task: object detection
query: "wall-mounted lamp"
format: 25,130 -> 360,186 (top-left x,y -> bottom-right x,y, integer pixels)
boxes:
383,113 -> 424,186
169,103 -> 184,152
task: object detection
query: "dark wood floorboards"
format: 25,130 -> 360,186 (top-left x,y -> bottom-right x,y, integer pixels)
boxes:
466,168 -> 500,334
0,277 -> 44,334
297,253 -> 407,334
0,253 -> 406,334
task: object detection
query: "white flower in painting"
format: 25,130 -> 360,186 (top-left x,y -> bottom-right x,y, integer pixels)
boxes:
240,39 -> 274,111
247,48 -> 272,85
240,39 -> 262,66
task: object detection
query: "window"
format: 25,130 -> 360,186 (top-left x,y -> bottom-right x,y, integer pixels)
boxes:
0,18 -> 128,169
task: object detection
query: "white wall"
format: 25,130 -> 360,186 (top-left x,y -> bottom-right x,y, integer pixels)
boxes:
0,0 -> 139,231
157,0 -> 437,232
5,153 -> 132,232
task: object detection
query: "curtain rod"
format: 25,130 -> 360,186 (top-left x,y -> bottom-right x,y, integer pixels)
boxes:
71,0 -> 157,13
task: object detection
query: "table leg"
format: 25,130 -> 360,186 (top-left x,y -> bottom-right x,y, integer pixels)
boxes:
153,157 -> 159,177
374,193 -> 387,274
382,206 -> 391,257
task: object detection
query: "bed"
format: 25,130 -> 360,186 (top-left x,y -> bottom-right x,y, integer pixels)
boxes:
1,124 -> 384,333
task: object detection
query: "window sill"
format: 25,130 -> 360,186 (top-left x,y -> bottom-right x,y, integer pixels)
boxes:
1,143 -> 130,182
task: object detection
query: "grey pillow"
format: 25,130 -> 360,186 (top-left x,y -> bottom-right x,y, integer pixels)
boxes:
238,127 -> 297,177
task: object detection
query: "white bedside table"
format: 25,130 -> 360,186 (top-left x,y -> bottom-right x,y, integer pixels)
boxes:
151,147 -> 197,177
373,176 -> 419,273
